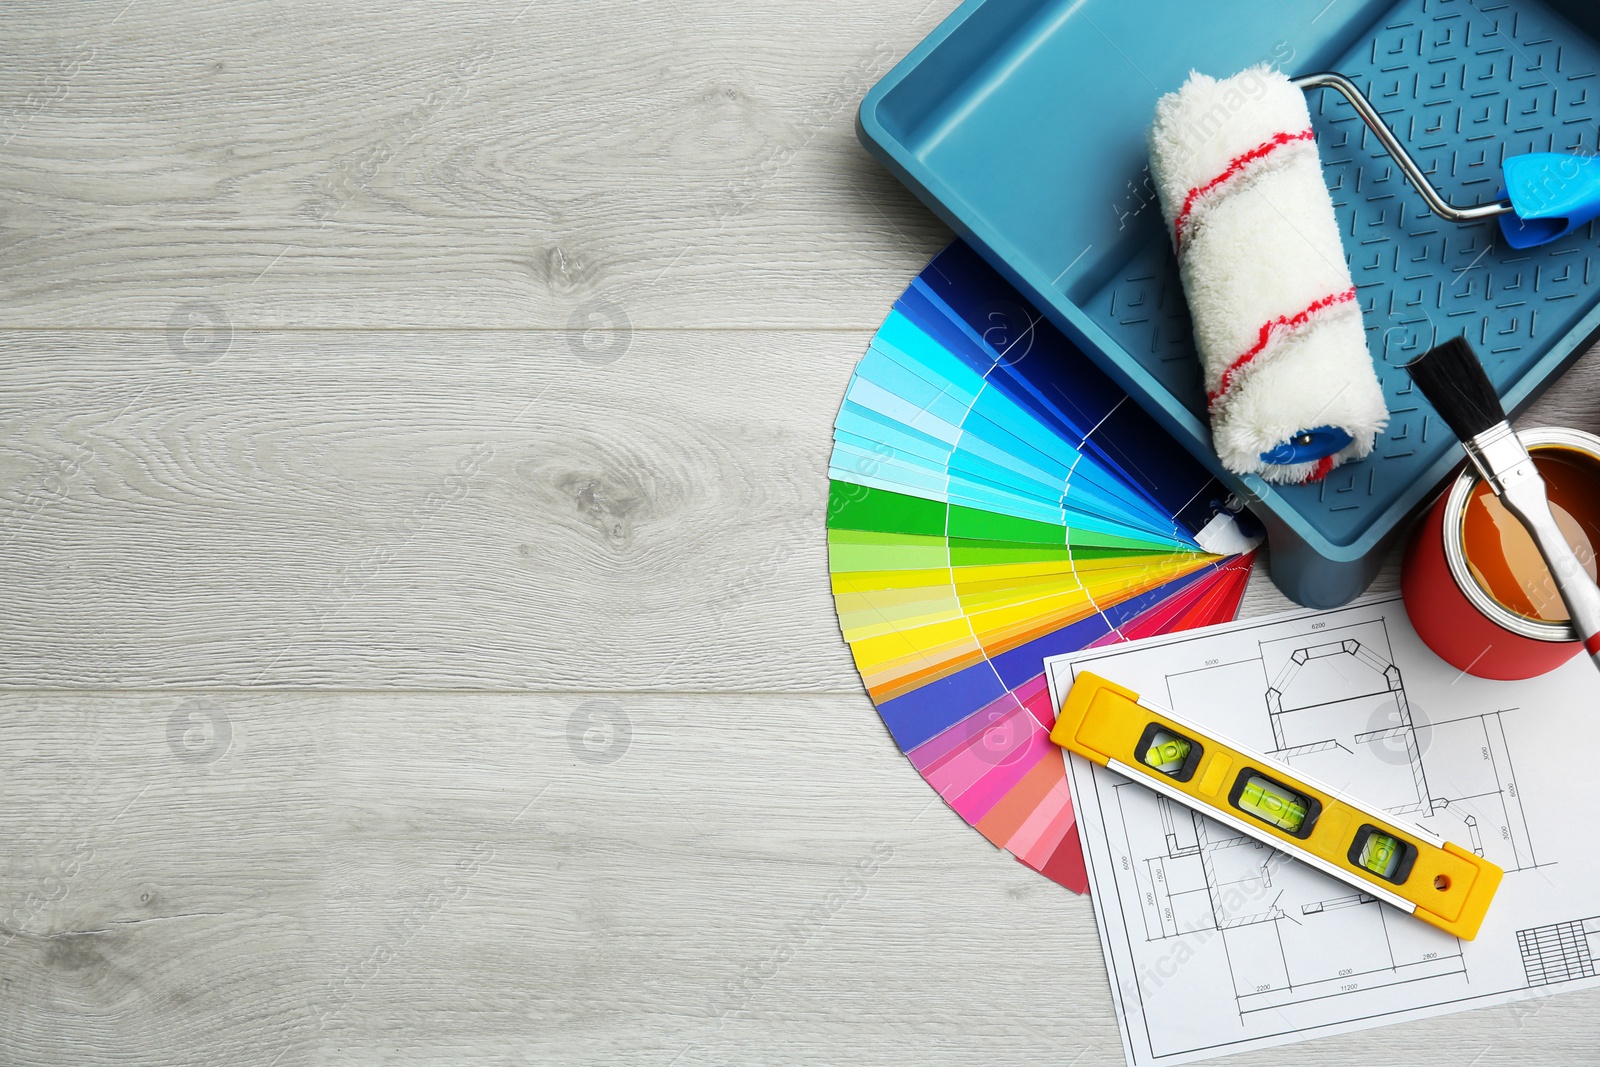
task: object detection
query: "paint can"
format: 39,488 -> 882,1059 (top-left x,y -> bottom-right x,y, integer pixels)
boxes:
1402,426 -> 1600,680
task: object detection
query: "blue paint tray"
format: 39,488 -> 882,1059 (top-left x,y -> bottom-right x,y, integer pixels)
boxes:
857,0 -> 1600,607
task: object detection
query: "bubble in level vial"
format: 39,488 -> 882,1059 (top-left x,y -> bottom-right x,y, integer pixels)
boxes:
1237,774 -> 1309,833
1358,831 -> 1403,879
1142,731 -> 1191,775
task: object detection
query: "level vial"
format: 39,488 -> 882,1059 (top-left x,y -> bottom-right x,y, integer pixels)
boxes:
1235,773 -> 1311,834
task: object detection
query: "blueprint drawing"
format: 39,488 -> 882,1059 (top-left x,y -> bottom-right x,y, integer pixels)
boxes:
1045,595 -> 1600,1066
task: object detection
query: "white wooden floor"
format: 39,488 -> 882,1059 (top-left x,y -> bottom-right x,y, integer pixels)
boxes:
3,2 -> 1598,1064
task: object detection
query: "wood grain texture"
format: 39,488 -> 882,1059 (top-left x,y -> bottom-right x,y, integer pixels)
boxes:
5,0 -> 1600,1063
6,328 -> 1594,692
0,0 -> 949,330
1,690 -> 1597,1067
0,328 -> 863,691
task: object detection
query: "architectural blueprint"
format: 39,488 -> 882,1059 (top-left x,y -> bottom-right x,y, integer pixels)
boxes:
1044,595 -> 1600,1066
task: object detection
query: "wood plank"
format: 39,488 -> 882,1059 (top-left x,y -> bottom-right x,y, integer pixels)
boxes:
0,689 -> 1593,1066
0,0 -> 951,331
6,330 -> 1598,691
0,328 -> 864,690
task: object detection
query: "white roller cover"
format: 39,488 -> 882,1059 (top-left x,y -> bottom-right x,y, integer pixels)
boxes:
1148,66 -> 1388,484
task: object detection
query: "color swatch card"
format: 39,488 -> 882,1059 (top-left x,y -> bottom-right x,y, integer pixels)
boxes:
829,241 -> 1262,893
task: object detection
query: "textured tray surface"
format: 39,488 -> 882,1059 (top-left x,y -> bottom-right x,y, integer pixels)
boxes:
1090,0 -> 1600,544
860,0 -> 1600,600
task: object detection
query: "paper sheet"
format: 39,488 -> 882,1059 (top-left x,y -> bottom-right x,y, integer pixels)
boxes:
1044,594 -> 1600,1065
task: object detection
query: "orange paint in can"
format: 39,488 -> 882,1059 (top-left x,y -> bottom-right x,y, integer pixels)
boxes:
1460,450 -> 1600,623
1403,428 -> 1600,680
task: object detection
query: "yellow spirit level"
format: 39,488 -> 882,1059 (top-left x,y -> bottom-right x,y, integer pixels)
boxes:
1051,672 -> 1503,939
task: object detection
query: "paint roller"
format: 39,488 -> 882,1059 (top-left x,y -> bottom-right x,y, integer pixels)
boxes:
1149,67 -> 1385,485
1147,65 -> 1600,485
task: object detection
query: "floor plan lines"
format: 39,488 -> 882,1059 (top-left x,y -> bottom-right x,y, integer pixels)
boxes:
1518,917 -> 1600,987
1050,596 -> 1600,1064
1108,777 -> 1465,1017
1168,619 -> 1542,877
1261,625 -> 1432,815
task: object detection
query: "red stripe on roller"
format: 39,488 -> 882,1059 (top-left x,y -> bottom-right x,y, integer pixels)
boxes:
1208,287 -> 1358,407
1585,632 -> 1600,657
1173,128 -> 1316,251
1305,455 -> 1337,483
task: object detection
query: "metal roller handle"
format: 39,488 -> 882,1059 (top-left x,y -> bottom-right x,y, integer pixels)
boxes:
1292,71 -> 1515,223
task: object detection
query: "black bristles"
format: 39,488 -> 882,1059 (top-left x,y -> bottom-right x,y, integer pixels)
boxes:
1403,336 -> 1506,443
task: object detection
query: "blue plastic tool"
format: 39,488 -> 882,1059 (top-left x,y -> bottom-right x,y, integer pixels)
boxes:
1295,72 -> 1600,252
1500,155 -> 1600,249
1260,427 -> 1355,467
856,0 -> 1600,608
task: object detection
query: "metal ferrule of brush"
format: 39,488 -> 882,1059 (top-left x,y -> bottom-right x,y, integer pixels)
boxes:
1462,423 -> 1538,495
1466,424 -> 1600,663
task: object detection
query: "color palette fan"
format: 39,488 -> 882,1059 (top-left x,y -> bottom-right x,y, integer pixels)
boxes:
828,241 -> 1261,893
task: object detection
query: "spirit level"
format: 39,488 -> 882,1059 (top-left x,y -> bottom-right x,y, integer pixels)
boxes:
1051,672 -> 1503,939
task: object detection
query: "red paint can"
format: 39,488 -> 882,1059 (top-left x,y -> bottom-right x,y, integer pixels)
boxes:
1403,427 -> 1600,680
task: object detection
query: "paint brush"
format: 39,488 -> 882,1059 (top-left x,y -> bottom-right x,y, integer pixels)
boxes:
1404,336 -> 1600,669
